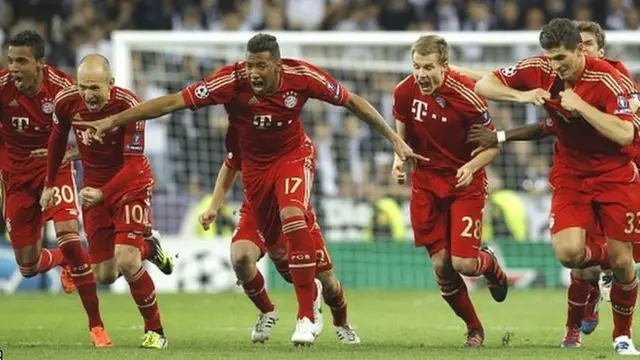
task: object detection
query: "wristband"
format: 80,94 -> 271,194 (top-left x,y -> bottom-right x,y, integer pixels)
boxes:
496,131 -> 506,144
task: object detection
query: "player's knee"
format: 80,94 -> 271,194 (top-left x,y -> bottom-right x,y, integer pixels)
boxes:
53,220 -> 79,236
280,206 -> 305,223
114,245 -> 142,277
95,271 -> 118,285
553,241 -> 585,268
608,251 -> 634,273
317,270 -> 340,296
451,256 -> 477,276
231,251 -> 256,274
430,249 -> 452,276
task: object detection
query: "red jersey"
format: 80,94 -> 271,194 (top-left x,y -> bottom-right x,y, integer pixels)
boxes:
494,55 -> 635,176
180,58 -> 349,169
0,66 -> 73,173
393,70 -> 494,173
47,86 -> 151,198
605,58 -> 639,100
224,123 -> 242,171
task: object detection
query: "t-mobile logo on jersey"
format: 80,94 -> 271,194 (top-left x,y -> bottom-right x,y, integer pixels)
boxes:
411,99 -> 429,122
11,116 -> 29,132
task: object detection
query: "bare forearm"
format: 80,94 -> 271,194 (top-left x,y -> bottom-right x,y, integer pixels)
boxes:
395,120 -> 406,141
577,103 -> 634,146
475,74 -> 525,103
209,163 -> 239,211
505,123 -> 549,141
467,147 -> 500,172
112,93 -> 186,128
449,65 -> 492,82
344,93 -> 399,143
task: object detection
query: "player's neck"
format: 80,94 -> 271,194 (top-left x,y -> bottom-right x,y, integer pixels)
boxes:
22,69 -> 45,96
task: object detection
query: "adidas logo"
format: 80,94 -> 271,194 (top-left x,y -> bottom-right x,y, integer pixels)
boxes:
248,96 -> 258,105
8,99 -> 18,107
73,113 -> 82,121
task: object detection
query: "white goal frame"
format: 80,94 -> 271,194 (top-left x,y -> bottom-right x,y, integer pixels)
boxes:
112,30 -> 640,90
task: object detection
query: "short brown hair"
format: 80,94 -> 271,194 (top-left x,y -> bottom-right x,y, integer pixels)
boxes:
411,35 -> 449,65
573,20 -> 606,50
539,18 -> 582,51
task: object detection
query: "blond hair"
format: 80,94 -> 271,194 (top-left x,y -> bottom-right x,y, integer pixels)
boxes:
411,35 -> 449,65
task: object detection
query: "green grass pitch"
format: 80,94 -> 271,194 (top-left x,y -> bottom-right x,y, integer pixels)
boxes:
0,289 -> 632,359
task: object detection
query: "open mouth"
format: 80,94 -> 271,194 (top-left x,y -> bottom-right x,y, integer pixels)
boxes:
85,99 -> 101,109
250,78 -> 264,92
11,74 -> 24,89
417,79 -> 432,93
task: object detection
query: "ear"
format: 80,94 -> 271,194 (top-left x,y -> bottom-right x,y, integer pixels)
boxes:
37,57 -> 47,67
109,78 -> 115,86
597,48 -> 605,58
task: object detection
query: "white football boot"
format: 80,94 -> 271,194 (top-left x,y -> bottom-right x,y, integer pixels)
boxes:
251,309 -> 279,343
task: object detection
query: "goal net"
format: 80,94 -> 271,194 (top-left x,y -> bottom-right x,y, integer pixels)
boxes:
112,30 -> 640,292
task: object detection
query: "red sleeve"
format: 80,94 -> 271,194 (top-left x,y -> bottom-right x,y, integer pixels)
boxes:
598,70 -> 634,122
45,98 -> 72,186
614,62 -> 639,100
180,65 -> 240,110
301,62 -> 349,106
223,125 -> 241,171
492,56 -> 549,91
447,73 -> 495,130
392,78 -> 412,123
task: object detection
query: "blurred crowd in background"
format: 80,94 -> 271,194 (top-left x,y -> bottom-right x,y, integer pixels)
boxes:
0,0 -> 639,242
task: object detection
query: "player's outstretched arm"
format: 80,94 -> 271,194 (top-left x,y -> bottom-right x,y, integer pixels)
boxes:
449,65 -> 492,82
199,162 -> 239,231
75,92 -> 187,139
467,122 -> 550,157
560,89 -> 634,146
475,74 -> 550,105
456,147 -> 500,188
342,93 -> 427,162
42,116 -> 72,210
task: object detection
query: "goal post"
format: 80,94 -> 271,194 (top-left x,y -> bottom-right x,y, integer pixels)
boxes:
111,30 -> 640,293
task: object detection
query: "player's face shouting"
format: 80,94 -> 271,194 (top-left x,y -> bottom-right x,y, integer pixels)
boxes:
246,51 -> 280,95
544,45 -> 585,81
77,70 -> 113,112
6,46 -> 44,94
579,32 -> 604,59
412,52 -> 446,95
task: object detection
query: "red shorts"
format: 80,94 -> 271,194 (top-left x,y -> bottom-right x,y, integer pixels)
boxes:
549,164 -> 640,243
410,170 -> 487,258
232,201 -> 332,272
241,142 -> 316,244
2,163 -> 79,249
589,223 -> 640,263
83,183 -> 153,264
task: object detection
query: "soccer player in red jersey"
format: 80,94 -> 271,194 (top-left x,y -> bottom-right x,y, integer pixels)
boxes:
73,33 -> 423,345
198,124 -> 360,344
0,30 -> 111,347
41,54 -> 173,349
470,18 -> 640,354
390,35 -> 509,347
459,20 -> 640,346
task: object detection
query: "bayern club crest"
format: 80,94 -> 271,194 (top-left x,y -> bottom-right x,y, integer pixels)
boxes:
42,101 -> 54,114
283,91 -> 298,108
